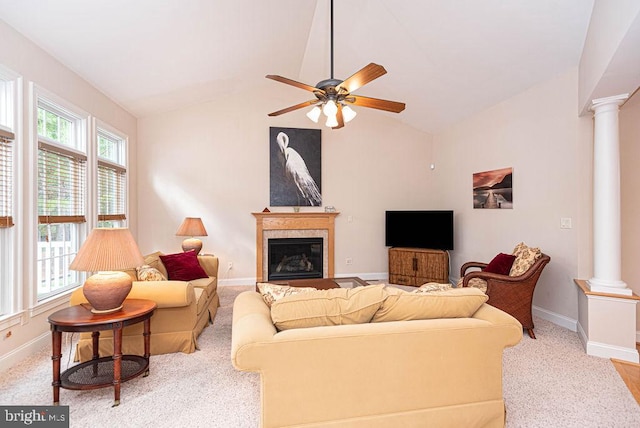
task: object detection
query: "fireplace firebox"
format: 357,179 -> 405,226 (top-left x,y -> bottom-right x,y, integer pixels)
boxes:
268,238 -> 323,281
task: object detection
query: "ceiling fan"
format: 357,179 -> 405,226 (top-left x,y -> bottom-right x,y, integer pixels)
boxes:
266,0 -> 405,129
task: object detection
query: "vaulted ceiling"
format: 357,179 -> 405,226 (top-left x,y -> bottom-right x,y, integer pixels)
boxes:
0,0 -> 595,133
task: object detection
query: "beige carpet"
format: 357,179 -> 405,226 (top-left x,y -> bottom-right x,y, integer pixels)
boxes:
1,285 -> 639,427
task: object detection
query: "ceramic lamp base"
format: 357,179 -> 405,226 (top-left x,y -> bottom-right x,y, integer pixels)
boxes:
181,238 -> 203,255
83,271 -> 133,314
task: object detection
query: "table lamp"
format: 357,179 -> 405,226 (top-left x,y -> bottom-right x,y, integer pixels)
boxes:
175,217 -> 208,255
69,228 -> 145,314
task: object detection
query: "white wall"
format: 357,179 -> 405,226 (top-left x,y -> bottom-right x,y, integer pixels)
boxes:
433,69 -> 593,323
0,20 -> 137,370
137,84 -> 435,284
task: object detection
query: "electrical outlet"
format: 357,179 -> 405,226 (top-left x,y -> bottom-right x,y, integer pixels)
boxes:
227,261 -> 233,270
346,257 -> 353,265
560,218 -> 572,229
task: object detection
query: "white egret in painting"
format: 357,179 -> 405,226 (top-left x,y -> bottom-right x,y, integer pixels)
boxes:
276,132 -> 321,206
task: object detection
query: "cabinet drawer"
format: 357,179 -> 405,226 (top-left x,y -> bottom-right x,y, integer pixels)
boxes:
389,274 -> 416,286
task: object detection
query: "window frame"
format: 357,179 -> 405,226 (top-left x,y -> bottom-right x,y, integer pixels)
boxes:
95,121 -> 128,228
0,65 -> 20,320
32,85 -> 89,304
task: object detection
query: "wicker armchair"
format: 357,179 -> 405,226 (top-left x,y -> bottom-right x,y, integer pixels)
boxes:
460,253 -> 550,339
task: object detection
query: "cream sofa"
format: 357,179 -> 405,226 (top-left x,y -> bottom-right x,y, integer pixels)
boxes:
232,289 -> 522,428
70,252 -> 219,362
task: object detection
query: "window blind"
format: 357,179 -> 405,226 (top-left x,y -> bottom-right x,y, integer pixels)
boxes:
0,128 -> 14,228
97,160 -> 126,221
38,140 -> 86,224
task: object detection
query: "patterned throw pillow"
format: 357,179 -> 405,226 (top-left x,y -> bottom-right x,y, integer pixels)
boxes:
456,277 -> 488,293
257,283 -> 316,307
509,242 -> 542,276
136,264 -> 167,281
412,282 -> 453,293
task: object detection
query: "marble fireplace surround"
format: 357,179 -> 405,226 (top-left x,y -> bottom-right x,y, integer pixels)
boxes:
252,212 -> 339,283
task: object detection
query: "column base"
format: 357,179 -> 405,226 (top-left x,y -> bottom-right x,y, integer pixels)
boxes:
587,278 -> 632,296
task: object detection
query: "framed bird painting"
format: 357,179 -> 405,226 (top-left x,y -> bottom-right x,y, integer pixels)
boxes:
269,127 -> 322,207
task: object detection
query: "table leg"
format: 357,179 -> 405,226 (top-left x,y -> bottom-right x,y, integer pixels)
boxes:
143,317 -> 151,376
51,328 -> 62,406
91,331 -> 100,377
112,322 -> 123,407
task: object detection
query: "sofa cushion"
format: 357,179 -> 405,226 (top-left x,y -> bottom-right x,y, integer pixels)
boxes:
456,277 -> 488,292
136,264 -> 167,281
510,242 -> 542,276
160,250 -> 209,281
190,276 -> 216,298
484,253 -> 517,275
371,286 -> 488,323
257,283 -> 317,307
270,284 -> 387,330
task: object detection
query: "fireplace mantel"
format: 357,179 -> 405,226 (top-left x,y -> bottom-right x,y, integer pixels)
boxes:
253,212 -> 339,282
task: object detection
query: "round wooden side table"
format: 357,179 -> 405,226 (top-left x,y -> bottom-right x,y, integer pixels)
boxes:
48,298 -> 157,407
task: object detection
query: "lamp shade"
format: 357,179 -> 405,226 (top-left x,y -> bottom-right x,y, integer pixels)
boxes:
70,228 -> 144,272
69,228 -> 144,314
175,217 -> 208,237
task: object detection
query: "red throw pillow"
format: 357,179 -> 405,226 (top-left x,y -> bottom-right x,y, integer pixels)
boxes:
159,250 -> 208,281
484,253 -> 517,275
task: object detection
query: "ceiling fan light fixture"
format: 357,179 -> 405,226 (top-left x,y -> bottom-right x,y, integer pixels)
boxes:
306,105 -> 322,123
326,114 -> 339,128
342,105 -> 357,123
323,99 -> 338,117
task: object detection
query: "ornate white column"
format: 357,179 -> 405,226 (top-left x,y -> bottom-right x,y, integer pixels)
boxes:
588,94 -> 631,295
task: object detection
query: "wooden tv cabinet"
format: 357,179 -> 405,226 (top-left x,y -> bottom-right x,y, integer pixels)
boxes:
388,247 -> 449,286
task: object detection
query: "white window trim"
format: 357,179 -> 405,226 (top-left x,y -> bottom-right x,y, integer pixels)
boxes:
29,83 -> 90,308
94,118 -> 129,226
0,65 -> 21,318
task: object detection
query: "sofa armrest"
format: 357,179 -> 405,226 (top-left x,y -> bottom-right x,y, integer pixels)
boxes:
231,291 -> 277,370
69,281 -> 195,309
128,281 -> 195,308
197,255 -> 219,278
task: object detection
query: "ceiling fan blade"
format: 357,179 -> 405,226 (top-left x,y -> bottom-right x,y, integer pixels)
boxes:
266,75 -> 319,92
336,63 -> 387,93
268,100 -> 318,117
333,104 -> 345,129
348,95 -> 406,113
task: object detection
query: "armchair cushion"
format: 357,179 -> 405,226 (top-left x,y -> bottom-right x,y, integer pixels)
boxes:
485,253 -> 516,275
510,242 -> 542,276
160,250 -> 208,281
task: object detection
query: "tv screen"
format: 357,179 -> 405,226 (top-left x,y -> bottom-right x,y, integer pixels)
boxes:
385,210 -> 454,250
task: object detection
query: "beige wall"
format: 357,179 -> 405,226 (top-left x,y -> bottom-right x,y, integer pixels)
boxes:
433,69 -> 593,324
620,91 -> 640,331
136,85 -> 435,283
0,20 -> 137,369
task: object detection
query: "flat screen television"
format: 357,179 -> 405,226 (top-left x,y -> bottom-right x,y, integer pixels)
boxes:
385,210 -> 454,250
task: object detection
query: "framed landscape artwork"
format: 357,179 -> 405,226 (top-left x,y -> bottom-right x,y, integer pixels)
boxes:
269,127 -> 322,207
473,167 -> 513,209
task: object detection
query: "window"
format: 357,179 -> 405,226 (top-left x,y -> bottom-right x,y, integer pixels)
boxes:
0,68 -> 17,317
97,127 -> 127,227
36,97 -> 86,301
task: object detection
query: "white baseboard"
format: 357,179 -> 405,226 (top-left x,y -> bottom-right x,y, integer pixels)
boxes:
532,305 -> 577,332
585,340 -> 640,363
0,331 -> 50,373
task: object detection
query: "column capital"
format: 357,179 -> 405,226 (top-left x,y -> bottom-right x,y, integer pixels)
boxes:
590,94 -> 629,112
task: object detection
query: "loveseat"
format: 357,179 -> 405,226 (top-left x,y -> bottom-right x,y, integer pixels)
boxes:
232,285 -> 523,428
70,251 -> 219,362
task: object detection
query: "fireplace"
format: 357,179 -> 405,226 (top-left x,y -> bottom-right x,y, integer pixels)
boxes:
268,238 -> 323,280
253,212 -> 339,282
